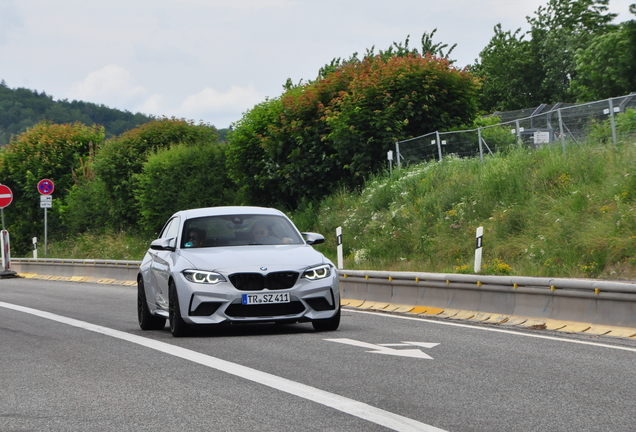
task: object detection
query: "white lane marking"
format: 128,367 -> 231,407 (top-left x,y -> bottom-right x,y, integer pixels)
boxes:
346,309 -> 636,353
326,338 -> 438,359
0,301 -> 446,432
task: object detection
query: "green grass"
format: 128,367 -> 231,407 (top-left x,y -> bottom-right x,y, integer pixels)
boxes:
306,136 -> 636,280
46,134 -> 636,280
46,230 -> 153,261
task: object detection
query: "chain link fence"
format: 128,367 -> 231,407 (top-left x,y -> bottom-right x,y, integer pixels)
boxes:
396,92 -> 636,166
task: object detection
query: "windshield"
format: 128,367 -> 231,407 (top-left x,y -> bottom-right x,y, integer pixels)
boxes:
181,214 -> 303,248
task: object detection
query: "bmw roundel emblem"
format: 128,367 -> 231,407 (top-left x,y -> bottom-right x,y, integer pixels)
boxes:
260,266 -> 267,271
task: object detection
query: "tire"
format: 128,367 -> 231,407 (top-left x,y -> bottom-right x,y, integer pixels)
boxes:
312,306 -> 341,332
169,280 -> 190,337
138,278 -> 166,330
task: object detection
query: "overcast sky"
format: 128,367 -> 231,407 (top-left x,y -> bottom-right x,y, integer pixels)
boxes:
1,0 -> 633,129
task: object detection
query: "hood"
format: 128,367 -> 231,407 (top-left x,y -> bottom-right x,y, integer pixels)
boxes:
177,244 -> 328,274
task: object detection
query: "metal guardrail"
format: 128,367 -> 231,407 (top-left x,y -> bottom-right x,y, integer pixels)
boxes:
10,259 -> 636,329
11,258 -> 141,283
339,270 -> 636,328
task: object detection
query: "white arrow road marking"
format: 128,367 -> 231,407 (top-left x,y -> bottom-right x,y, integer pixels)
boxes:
402,342 -> 441,349
325,338 -> 439,359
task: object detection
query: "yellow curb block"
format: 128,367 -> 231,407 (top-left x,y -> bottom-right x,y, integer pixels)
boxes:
501,316 -> 529,325
367,302 -> 390,310
437,308 -> 461,318
96,278 -> 116,284
343,299 -> 365,308
518,318 -> 548,328
420,307 -> 444,315
383,304 -> 404,312
343,302 -> 636,338
545,319 -> 569,330
482,314 -> 510,324
15,272 -> 134,286
469,312 -> 493,321
585,325 -> 636,337
558,322 -> 592,333
450,310 -> 477,320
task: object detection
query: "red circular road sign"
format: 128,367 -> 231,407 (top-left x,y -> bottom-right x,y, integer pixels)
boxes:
0,184 -> 13,208
37,179 -> 55,195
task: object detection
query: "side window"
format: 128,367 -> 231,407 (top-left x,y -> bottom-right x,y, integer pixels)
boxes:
160,217 -> 180,247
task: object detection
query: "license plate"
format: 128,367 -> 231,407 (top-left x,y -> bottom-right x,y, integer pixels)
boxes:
242,293 -> 290,305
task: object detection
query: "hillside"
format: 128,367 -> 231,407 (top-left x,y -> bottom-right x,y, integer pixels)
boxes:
302,138 -> 636,280
0,80 -> 154,145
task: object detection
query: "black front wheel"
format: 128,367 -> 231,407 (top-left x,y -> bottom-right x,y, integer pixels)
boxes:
138,278 -> 166,330
169,280 -> 190,337
312,306 -> 341,332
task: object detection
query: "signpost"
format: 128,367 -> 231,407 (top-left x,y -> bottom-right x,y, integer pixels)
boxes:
37,179 -> 55,195
0,184 -> 13,230
37,179 -> 54,256
0,184 -> 15,276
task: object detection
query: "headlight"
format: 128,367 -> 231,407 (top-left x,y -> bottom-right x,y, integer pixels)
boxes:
303,264 -> 332,280
182,270 -> 226,284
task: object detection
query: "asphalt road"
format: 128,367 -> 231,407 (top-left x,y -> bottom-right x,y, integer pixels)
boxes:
1,278 -> 635,432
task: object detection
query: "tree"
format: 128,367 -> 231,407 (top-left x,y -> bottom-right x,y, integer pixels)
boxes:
473,24 -> 540,111
0,83 -> 154,145
228,51 -> 479,209
134,142 -> 236,234
571,9 -> 636,100
0,121 -> 105,254
475,0 -> 617,111
90,118 -> 219,229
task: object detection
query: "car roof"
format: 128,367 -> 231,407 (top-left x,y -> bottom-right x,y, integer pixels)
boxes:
173,206 -> 287,220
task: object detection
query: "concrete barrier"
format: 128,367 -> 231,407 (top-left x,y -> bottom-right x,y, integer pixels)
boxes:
11,258 -> 140,283
340,269 -> 636,329
10,259 -> 636,330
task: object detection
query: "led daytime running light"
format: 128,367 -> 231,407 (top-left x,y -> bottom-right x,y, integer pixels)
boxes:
183,270 -> 225,284
303,264 -> 331,280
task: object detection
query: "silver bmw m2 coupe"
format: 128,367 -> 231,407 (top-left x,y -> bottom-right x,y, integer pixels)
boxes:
137,206 -> 340,336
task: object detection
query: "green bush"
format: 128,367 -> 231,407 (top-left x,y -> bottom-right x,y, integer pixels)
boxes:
228,53 -> 480,209
0,121 -> 104,255
93,118 -> 219,228
134,142 -> 237,234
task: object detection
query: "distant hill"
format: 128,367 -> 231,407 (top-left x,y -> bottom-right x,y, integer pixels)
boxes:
0,80 -> 155,145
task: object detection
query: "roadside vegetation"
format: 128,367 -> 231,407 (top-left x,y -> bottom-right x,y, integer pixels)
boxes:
305,135 -> 636,279
46,125 -> 636,280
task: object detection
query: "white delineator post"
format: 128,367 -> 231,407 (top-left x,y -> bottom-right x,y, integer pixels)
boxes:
336,226 -> 343,270
474,226 -> 483,273
33,237 -> 38,259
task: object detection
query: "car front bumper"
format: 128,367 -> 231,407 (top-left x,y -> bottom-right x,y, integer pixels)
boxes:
175,273 -> 340,325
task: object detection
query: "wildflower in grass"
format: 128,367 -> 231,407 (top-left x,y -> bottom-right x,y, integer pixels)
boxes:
353,249 -> 369,264
482,258 -> 512,275
455,264 -> 471,274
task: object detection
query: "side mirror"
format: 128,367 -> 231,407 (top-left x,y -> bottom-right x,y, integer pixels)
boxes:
150,237 -> 176,251
302,232 -> 325,245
